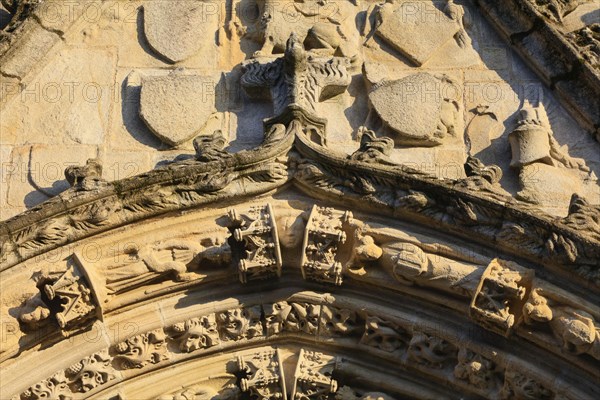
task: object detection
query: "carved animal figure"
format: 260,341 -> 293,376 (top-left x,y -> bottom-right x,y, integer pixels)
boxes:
245,0 -> 358,58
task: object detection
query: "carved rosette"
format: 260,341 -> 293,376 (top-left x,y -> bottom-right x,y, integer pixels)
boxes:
43,264 -> 99,331
230,204 -> 282,283
291,349 -> 339,400
470,259 -> 533,336
238,349 -> 286,400
301,206 -> 352,285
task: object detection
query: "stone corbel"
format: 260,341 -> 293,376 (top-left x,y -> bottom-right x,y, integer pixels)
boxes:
301,205 -> 353,285
41,260 -> 101,333
229,204 -> 282,283
470,259 -> 534,336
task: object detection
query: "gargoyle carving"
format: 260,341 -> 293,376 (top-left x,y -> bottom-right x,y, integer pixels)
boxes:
349,127 -> 395,165
193,130 -> 231,162
244,0 -> 359,58
64,158 -> 104,190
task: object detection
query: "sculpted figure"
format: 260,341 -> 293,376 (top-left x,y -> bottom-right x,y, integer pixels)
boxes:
378,241 -> 482,298
246,0 -> 359,59
523,289 -> 599,359
106,237 -> 231,294
508,101 -> 594,206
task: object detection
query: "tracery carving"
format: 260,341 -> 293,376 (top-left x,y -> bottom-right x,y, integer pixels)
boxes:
229,204 -> 282,283
237,349 -> 285,400
360,315 -> 409,353
470,259 -> 533,336
301,206 -> 352,285
500,370 -> 553,400
264,301 -> 320,335
42,263 -> 98,331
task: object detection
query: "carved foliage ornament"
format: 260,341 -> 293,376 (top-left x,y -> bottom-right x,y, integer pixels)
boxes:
20,299 -> 580,400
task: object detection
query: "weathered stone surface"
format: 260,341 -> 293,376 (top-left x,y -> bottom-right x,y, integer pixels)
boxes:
140,71 -> 217,146
368,73 -> 458,146
375,1 -> 459,66
1,48 -> 116,146
0,19 -> 60,78
143,0 -> 218,63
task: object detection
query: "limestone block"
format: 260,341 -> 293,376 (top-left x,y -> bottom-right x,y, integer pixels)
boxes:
101,150 -> 152,182
0,19 -> 60,79
0,74 -> 21,110
33,0 -> 88,34
1,48 -> 116,145
5,145 -> 99,211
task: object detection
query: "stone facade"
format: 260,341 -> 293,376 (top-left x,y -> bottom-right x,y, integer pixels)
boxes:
0,0 -> 599,399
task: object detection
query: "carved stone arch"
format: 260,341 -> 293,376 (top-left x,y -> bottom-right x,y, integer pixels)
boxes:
2,1 -> 600,399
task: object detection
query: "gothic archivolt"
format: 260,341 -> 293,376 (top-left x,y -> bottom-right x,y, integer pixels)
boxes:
1,0 -> 599,399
